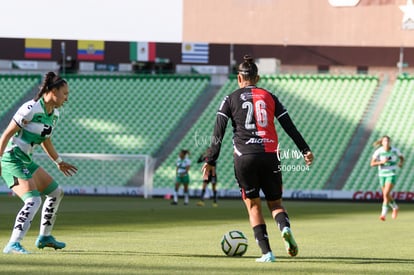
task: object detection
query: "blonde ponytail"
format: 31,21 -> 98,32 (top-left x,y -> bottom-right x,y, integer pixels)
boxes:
373,135 -> 390,147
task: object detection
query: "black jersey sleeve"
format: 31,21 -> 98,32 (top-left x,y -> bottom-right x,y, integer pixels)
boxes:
198,153 -> 217,165
273,94 -> 288,118
206,96 -> 231,166
273,95 -> 311,154
277,112 -> 311,154
197,154 -> 204,163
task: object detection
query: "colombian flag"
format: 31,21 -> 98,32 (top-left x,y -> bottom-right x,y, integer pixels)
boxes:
25,39 -> 52,59
77,40 -> 104,61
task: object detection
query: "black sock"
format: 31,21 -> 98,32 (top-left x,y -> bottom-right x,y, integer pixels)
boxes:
200,189 -> 205,200
253,224 -> 271,254
275,212 -> 291,231
213,190 -> 217,203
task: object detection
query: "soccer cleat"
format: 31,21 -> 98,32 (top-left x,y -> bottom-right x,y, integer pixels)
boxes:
3,242 -> 30,254
392,208 -> 399,219
255,251 -> 276,262
379,215 -> 386,221
212,203 -> 218,208
170,201 -> 178,205
196,201 -> 205,207
35,235 -> 66,250
281,227 -> 298,257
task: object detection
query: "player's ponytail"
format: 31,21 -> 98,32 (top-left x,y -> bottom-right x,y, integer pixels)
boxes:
34,72 -> 67,101
372,139 -> 381,147
373,135 -> 390,147
238,54 -> 258,81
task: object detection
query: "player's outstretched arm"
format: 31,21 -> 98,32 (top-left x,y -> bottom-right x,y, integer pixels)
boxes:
278,112 -> 312,157
41,138 -> 78,176
398,155 -> 404,168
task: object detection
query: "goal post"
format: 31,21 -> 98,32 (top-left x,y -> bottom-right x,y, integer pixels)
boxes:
33,153 -> 156,198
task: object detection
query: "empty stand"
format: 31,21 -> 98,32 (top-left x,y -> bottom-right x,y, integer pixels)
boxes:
53,75 -> 210,156
0,74 -> 41,120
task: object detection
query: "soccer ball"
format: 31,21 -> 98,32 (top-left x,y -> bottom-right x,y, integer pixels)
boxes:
221,230 -> 248,256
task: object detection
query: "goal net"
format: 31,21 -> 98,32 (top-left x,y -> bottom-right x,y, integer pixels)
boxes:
32,153 -> 156,198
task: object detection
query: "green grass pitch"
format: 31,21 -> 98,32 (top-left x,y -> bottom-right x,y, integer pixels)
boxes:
0,196 -> 413,274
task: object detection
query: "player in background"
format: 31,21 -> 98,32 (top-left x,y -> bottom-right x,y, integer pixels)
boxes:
370,135 -> 404,221
202,55 -> 314,262
196,147 -> 218,207
171,149 -> 191,205
0,72 -> 78,254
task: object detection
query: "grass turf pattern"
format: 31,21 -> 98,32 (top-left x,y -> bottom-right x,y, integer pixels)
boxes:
0,196 -> 413,274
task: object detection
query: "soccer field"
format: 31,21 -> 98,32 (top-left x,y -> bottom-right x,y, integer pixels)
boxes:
0,196 -> 413,274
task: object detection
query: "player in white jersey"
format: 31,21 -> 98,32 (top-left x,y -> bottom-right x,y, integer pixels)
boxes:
171,149 -> 191,205
0,72 -> 77,254
370,136 -> 404,221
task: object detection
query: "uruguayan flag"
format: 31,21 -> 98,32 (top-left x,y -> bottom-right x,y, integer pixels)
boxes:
181,43 -> 209,63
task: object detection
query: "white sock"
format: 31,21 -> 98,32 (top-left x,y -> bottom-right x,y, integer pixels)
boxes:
39,187 -> 64,236
9,195 -> 42,243
173,191 -> 178,202
389,200 -> 398,209
381,204 -> 388,216
184,192 -> 189,204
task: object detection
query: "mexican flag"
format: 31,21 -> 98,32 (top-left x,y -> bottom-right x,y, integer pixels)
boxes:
130,42 -> 156,62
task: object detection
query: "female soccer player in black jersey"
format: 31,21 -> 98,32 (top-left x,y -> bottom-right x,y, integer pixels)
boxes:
202,55 -> 314,262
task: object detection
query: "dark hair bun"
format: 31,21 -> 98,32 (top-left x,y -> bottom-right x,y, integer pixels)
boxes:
46,71 -> 57,78
243,54 -> 254,63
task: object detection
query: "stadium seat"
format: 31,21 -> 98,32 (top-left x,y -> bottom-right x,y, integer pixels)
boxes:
0,74 -> 41,119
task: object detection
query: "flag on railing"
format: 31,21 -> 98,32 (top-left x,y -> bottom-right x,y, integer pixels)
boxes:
181,42 -> 209,63
130,42 -> 156,62
24,39 -> 52,59
77,40 -> 104,61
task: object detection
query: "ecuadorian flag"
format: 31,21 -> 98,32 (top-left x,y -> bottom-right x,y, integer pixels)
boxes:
25,39 -> 52,59
77,40 -> 104,61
